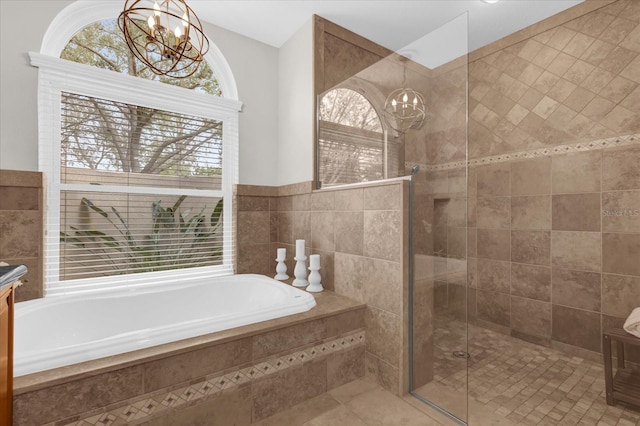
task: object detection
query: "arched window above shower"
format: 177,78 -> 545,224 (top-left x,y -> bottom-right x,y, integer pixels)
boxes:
317,87 -> 400,187
319,88 -> 383,132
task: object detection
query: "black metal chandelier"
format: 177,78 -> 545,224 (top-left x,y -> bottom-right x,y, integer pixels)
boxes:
118,0 -> 209,78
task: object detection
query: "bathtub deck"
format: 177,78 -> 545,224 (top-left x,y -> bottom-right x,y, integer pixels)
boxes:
12,289 -> 366,426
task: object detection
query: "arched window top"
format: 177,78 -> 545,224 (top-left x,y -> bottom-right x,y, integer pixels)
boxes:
34,1 -> 240,293
61,19 -> 221,95
39,0 -> 238,100
319,88 -> 383,132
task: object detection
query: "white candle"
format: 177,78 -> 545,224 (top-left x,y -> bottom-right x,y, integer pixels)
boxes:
309,254 -> 320,269
277,248 -> 286,261
296,239 -> 305,258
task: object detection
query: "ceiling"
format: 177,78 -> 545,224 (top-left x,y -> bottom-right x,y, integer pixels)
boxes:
192,0 -> 584,54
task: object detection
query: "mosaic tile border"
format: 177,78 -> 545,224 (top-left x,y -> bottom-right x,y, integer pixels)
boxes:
427,160 -> 466,172
425,133 -> 640,172
65,330 -> 366,426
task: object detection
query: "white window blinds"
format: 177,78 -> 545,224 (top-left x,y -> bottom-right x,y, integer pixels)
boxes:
317,88 -> 399,187
318,121 -> 399,186
58,92 -> 227,282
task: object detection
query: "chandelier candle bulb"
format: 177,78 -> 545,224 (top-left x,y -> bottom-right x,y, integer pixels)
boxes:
147,15 -> 156,34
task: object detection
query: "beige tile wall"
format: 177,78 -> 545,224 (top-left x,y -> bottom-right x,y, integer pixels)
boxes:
235,181 -> 408,396
13,302 -> 366,425
468,144 -> 640,358
468,0 -> 640,160
0,169 -> 43,302
465,0 -> 640,359
426,57 -> 468,167
236,0 -> 640,399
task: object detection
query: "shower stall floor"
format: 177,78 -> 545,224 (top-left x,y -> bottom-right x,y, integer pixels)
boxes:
415,314 -> 640,426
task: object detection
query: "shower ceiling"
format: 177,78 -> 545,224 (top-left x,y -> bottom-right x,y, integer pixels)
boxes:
193,0 -> 584,52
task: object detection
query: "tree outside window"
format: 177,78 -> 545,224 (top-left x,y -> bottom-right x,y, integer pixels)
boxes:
57,19 -> 228,280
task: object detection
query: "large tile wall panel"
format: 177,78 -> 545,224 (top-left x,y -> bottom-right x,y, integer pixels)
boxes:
235,180 -> 406,396
465,0 -> 640,357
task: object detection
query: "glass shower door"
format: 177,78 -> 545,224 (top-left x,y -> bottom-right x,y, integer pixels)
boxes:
409,12 -> 469,424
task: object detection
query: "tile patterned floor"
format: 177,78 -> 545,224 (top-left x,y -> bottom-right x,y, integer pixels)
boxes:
416,314 -> 640,426
254,379 -> 449,426
260,316 -> 640,426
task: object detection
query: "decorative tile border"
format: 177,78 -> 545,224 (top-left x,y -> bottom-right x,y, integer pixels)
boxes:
427,160 -> 465,172
424,133 -> 640,172
65,330 -> 366,426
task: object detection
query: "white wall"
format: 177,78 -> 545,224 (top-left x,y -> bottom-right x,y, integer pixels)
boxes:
0,0 -> 74,172
277,18 -> 314,186
0,0 -> 280,186
202,22 -> 280,186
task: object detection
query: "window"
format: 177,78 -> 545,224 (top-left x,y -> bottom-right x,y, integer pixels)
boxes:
33,16 -> 241,294
317,88 -> 398,187
59,92 -> 224,280
60,20 -> 222,95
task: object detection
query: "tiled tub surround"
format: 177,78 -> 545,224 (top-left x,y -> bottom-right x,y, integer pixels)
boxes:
0,169 -> 43,302
235,180 -> 409,396
12,292 -> 366,426
14,275 -> 317,377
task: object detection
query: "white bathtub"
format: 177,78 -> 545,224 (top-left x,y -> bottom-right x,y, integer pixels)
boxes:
13,274 -> 316,377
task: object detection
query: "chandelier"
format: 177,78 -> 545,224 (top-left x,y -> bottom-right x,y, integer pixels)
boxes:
383,59 -> 427,133
118,0 -> 209,78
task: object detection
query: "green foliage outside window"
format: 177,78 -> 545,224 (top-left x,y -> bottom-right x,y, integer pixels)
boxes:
61,197 -> 223,274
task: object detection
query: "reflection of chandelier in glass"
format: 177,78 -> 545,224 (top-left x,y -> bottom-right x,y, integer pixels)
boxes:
383,58 -> 427,133
384,88 -> 426,133
119,0 -> 209,78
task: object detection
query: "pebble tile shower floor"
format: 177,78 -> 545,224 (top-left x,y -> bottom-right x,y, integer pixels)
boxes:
428,315 -> 640,426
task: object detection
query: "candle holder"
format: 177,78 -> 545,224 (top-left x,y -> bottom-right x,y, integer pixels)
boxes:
307,263 -> 323,293
274,250 -> 288,281
292,256 -> 308,287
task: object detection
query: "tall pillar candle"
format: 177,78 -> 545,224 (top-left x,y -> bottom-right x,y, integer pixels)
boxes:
293,240 -> 308,287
